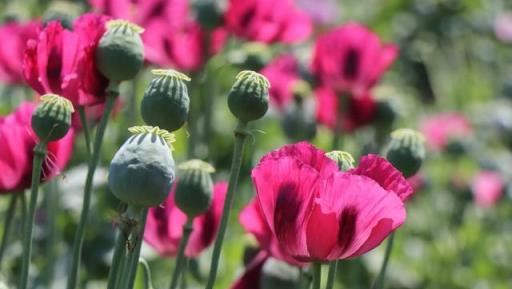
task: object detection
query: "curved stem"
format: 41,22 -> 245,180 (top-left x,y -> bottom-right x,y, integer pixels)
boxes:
139,258 -> 155,289
371,232 -> 396,289
18,142 -> 47,289
122,207 -> 149,289
169,219 -> 194,289
66,88 -> 118,289
204,121 -> 249,289
0,194 -> 18,269
325,261 -> 338,289
78,106 -> 92,156
312,262 -> 322,289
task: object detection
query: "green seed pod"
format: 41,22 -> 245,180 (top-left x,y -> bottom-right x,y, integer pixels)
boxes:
326,150 -> 355,171
31,94 -> 74,142
96,20 -> 144,82
260,258 -> 300,289
141,69 -> 191,132
282,81 -> 316,141
191,0 -> 224,30
228,70 -> 270,123
174,159 -> 215,218
386,128 -> 426,178
108,126 -> 176,207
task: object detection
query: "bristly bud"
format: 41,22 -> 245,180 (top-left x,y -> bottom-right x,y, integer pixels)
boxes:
31,94 -> 74,142
141,69 -> 191,132
174,159 -> 215,218
326,150 -> 355,171
96,20 -> 144,82
108,126 -> 176,207
228,70 -> 270,123
386,128 -> 426,178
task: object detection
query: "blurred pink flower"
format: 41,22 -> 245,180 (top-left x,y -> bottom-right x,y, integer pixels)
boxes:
144,182 -> 227,257
472,171 -> 503,208
495,12 -> 512,43
89,0 -> 134,20
295,0 -> 340,26
311,23 -> 398,97
225,0 -> 312,44
0,102 -> 74,194
407,173 -> 425,192
260,54 -> 301,109
420,112 -> 472,151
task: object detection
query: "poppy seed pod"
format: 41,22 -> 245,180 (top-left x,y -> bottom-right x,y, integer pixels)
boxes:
282,103 -> 316,142
260,258 -> 301,289
228,70 -> 270,123
192,0 -> 224,30
175,159 -> 215,218
96,20 -> 144,82
386,128 -> 426,178
141,69 -> 191,132
108,126 -> 176,207
31,94 -> 74,142
326,150 -> 355,171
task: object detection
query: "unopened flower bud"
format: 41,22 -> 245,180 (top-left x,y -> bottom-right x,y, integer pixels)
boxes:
374,98 -> 398,127
326,150 -> 355,171
282,102 -> 316,142
386,128 -> 426,178
174,159 -> 215,218
141,69 -> 191,132
192,0 -> 224,30
108,126 -> 176,207
31,94 -> 73,142
96,20 -> 144,82
228,70 -> 269,123
260,258 -> 300,289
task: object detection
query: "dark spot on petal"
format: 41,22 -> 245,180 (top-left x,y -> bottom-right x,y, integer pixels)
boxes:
199,209 -> 216,246
343,49 -> 360,80
240,9 -> 256,28
273,182 -> 301,242
337,206 -> 357,253
152,207 -> 169,238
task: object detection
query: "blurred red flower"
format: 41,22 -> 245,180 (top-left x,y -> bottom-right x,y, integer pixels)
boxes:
420,112 -> 472,151
0,102 -> 74,194
144,181 -> 227,257
260,54 -> 301,110
472,171 -> 503,208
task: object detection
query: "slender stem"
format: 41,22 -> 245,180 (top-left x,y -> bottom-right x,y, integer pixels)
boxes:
18,142 -> 47,289
41,180 -> 60,286
106,230 -> 128,289
312,262 -> 322,289
78,106 -> 92,156
122,207 -> 149,289
204,121 -> 249,289
169,219 -> 194,289
66,87 -> 118,289
371,232 -> 396,289
139,258 -> 155,289
325,261 -> 338,289
0,194 -> 18,268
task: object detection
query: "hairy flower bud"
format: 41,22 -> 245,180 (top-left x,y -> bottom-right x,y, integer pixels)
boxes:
31,94 -> 73,142
326,150 -> 355,171
386,128 -> 426,178
108,126 -> 176,207
141,69 -> 191,132
96,20 -> 144,82
228,70 -> 270,122
174,159 -> 215,218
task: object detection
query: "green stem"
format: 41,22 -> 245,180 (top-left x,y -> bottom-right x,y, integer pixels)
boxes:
371,232 -> 396,289
325,261 -> 338,289
106,230 -> 128,289
0,194 -> 18,269
204,121 -> 249,289
66,86 -> 118,289
139,258 -> 155,289
18,142 -> 47,289
169,219 -> 194,289
122,207 -> 149,289
78,106 -> 92,156
312,262 -> 322,289
41,180 -> 59,286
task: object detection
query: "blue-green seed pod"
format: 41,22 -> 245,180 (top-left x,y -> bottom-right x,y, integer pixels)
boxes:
108,126 -> 176,207
174,159 -> 215,218
228,70 -> 270,123
191,0 -> 224,30
386,128 -> 426,178
96,20 -> 144,82
141,69 -> 191,132
325,150 -> 355,171
282,81 -> 316,141
260,258 -> 301,289
31,94 -> 73,142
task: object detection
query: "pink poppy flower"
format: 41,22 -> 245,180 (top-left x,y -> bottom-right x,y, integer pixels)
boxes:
311,23 -> 398,97
144,181 -> 227,257
225,0 -> 312,44
0,102 -> 74,194
295,0 -> 340,26
0,20 -> 41,84
89,0 -> 134,20
472,171 -> 503,208
315,86 -> 377,132
260,54 -> 301,110
251,142 -> 410,262
420,112 -> 472,151
495,12 -> 512,43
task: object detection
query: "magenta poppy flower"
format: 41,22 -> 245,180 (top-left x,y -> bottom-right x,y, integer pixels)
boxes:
260,54 -> 301,110
89,0 -> 134,20
315,86 -> 377,132
495,12 -> 512,43
420,112 -> 472,151
225,0 -> 312,44
472,171 -> 503,208
0,102 -> 74,194
251,142 -> 410,262
311,23 -> 398,97
0,20 -> 40,84
144,181 -> 227,257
